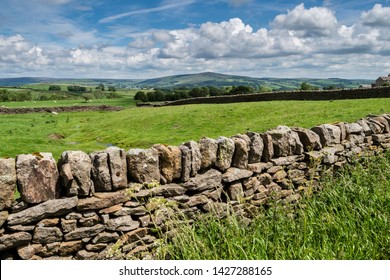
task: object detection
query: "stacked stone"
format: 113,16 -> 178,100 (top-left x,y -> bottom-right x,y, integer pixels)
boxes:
0,114 -> 389,260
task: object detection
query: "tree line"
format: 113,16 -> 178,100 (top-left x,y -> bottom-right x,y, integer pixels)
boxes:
134,85 -> 258,102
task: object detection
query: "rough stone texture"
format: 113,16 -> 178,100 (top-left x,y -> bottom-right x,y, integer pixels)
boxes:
198,137 -> 218,170
37,218 -> 59,227
59,151 -> 94,197
293,127 -> 322,151
179,145 -> 191,182
127,148 -> 160,184
311,124 -> 341,146
227,182 -> 244,201
106,147 -> 128,190
231,134 -> 250,169
58,241 -> 83,256
33,227 -> 63,244
357,119 -> 372,136
366,117 -> 387,134
183,169 -> 222,192
7,196 -> 78,226
184,141 -> 202,177
0,232 -> 32,251
261,133 -> 274,162
64,224 -> 105,241
150,184 -> 186,197
90,151 -> 112,192
335,122 -> 348,141
153,144 -> 182,183
77,189 -> 128,211
345,123 -> 363,135
17,244 -> 43,260
92,232 -> 120,244
267,126 -> 304,157
0,210 -> 8,228
16,153 -> 59,204
61,219 -> 77,233
0,158 -> 16,211
186,195 -> 209,207
107,216 -> 140,232
215,136 -> 235,171
247,162 -> 272,173
222,168 -> 253,183
246,132 -> 264,164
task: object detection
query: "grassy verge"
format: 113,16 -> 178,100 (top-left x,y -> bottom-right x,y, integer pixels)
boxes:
157,151 -> 390,260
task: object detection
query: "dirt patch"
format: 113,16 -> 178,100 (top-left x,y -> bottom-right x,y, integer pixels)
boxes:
48,133 -> 65,140
0,105 -> 123,115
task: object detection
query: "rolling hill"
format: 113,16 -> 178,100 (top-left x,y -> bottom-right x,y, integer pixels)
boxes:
0,72 -> 372,90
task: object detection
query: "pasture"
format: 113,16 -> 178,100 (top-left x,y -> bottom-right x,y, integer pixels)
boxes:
0,97 -> 389,159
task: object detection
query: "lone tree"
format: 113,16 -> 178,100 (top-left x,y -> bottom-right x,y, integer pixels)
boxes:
48,85 -> 61,91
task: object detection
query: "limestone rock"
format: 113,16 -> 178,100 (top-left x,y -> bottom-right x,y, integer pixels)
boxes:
106,147 -> 128,190
183,169 -> 222,192
90,151 -> 112,192
127,148 -> 160,184
246,132 -> 264,164
322,147 -> 338,164
58,240 -> 83,256
0,158 -> 16,211
184,140 -> 202,177
311,124 -> 341,146
33,227 -> 63,244
17,244 -> 43,260
0,210 -> 8,227
247,162 -> 273,173
59,151 -> 94,197
231,134 -> 250,169
293,127 -> 322,151
92,232 -> 120,244
0,232 -> 32,251
107,216 -> 140,232
7,196 -> 78,226
198,137 -> 218,170
186,195 -> 209,207
179,145 -> 191,182
267,126 -> 304,157
227,182 -> 244,201
153,144 -> 182,183
357,119 -> 372,136
366,117 -> 387,134
150,184 -> 186,197
335,122 -> 348,141
77,189 -> 129,211
261,133 -> 274,162
345,123 -> 363,135
37,218 -> 59,227
16,153 -> 59,204
64,224 -> 105,241
61,219 -> 77,233
222,168 -> 253,183
215,136 -> 235,172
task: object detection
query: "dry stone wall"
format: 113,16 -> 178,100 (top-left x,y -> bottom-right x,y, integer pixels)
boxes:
1,114 -> 390,260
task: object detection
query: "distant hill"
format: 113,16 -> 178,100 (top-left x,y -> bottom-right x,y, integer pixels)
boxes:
0,72 -> 372,90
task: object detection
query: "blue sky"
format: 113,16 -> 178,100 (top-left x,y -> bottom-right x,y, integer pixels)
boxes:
0,0 -> 389,79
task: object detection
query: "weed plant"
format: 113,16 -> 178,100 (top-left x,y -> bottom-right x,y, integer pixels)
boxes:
158,151 -> 390,260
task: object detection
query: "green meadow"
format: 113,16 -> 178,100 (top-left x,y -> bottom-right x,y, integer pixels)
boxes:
0,98 -> 389,159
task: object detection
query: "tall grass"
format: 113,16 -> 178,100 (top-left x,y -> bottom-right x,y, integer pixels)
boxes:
158,151 -> 390,260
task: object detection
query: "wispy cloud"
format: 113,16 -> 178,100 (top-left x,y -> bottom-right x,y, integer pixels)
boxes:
99,0 -> 196,24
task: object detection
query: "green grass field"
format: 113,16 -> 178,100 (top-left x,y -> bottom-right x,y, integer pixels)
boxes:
0,98 -> 389,159
157,150 -> 390,260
